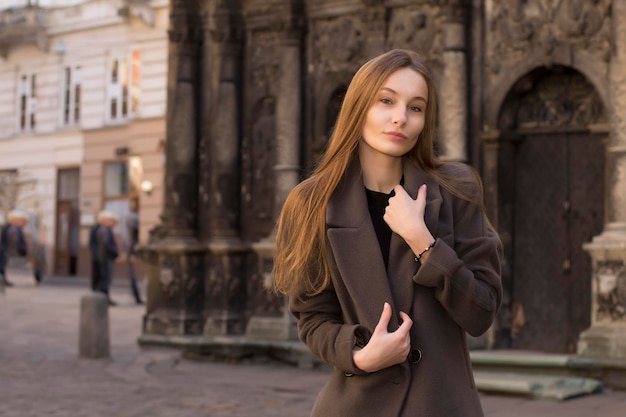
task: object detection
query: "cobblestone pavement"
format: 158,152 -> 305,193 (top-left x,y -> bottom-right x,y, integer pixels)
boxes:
1,271 -> 626,417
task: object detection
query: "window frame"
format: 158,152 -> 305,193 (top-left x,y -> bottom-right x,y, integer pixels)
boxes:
60,65 -> 82,127
106,49 -> 141,123
17,72 -> 37,133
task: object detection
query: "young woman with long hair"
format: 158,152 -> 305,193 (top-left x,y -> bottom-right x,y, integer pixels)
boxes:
273,49 -> 502,417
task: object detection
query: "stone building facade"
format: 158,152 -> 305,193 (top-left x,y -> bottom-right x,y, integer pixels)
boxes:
141,0 -> 626,359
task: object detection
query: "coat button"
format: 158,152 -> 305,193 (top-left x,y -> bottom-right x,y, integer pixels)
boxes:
408,348 -> 422,364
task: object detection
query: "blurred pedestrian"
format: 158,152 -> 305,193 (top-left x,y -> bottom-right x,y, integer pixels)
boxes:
126,198 -> 143,304
89,210 -> 120,305
29,240 -> 47,287
22,212 -> 47,287
0,210 -> 29,287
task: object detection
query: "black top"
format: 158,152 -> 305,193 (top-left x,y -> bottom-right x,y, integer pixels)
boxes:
365,187 -> 395,270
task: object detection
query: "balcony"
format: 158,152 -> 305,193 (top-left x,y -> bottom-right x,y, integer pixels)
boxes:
0,6 -> 48,54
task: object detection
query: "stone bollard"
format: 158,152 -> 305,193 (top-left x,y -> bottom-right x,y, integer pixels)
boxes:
79,292 -> 110,359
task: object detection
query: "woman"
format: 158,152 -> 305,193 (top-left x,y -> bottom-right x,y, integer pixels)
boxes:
273,49 -> 502,417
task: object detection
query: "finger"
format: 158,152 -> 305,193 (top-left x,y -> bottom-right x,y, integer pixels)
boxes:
417,183 -> 427,200
397,311 -> 413,334
374,302 -> 392,334
416,184 -> 427,209
393,184 -> 408,198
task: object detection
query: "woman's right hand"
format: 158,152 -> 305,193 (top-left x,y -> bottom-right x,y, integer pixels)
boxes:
352,302 -> 413,373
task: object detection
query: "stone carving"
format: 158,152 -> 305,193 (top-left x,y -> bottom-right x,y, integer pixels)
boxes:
440,0 -> 467,21
313,17 -> 364,73
499,68 -> 606,130
595,261 -> 626,322
387,7 -> 437,52
386,5 -> 444,83
362,4 -> 386,34
249,33 -> 281,94
488,0 -> 611,74
159,265 -> 178,298
555,0 -> 605,38
488,0 -> 537,72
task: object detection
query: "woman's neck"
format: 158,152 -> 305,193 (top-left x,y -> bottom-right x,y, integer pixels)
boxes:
359,149 -> 403,193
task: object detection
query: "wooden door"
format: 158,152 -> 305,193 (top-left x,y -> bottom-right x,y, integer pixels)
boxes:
55,200 -> 73,275
55,168 -> 80,276
511,133 -> 604,352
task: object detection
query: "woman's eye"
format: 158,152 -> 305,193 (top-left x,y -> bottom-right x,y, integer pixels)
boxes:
410,105 -> 422,113
380,98 -> 392,104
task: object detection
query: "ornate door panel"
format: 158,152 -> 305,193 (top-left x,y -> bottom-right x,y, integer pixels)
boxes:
512,133 -> 604,353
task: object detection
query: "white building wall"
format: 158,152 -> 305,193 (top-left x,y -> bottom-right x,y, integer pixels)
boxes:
0,0 -> 169,274
0,132 -> 82,252
0,64 -> 17,138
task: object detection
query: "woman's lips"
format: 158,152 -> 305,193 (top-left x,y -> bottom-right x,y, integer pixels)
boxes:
384,131 -> 408,140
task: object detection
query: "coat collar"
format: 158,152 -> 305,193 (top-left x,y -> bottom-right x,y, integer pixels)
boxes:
326,157 -> 442,330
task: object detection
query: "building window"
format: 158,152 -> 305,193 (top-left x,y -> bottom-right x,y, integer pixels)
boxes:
18,74 -> 36,131
104,161 -> 133,197
62,65 -> 81,126
103,160 -> 139,248
107,50 -> 140,121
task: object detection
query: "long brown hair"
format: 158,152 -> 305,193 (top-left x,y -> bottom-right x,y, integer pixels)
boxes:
273,49 -> 490,297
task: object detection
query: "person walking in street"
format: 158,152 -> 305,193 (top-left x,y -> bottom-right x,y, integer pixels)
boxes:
0,210 -> 29,287
126,198 -> 143,304
273,49 -> 503,417
29,239 -> 47,287
89,210 -> 120,305
22,212 -> 47,287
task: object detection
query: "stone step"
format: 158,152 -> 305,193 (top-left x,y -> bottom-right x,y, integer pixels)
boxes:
470,350 -> 595,376
470,349 -> 626,391
474,370 -> 603,400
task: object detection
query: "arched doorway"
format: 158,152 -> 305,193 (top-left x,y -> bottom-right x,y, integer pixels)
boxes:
497,66 -> 606,353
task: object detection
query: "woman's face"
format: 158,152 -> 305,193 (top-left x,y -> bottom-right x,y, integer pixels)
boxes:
361,67 -> 428,160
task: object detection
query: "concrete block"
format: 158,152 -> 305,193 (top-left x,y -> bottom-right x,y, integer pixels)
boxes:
79,292 -> 110,359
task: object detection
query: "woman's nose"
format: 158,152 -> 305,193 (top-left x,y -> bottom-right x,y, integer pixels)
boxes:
392,107 -> 407,125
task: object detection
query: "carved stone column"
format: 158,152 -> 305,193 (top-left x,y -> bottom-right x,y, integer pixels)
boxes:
203,1 -> 248,336
248,20 -> 303,342
578,0 -> 626,359
139,0 -> 206,337
438,1 -> 468,162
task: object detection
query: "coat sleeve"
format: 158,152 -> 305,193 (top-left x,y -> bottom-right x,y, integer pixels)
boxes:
16,228 -> 28,256
106,228 -> 119,260
290,288 -> 370,376
413,171 -> 502,337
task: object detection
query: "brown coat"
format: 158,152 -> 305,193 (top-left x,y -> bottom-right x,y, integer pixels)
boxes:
290,158 -> 502,417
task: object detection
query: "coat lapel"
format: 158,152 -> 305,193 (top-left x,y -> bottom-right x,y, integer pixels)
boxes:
325,158 -> 443,329
326,160 -> 398,331
387,158 -> 442,316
